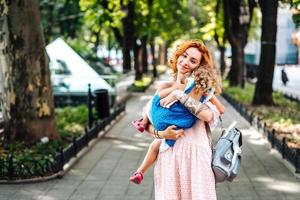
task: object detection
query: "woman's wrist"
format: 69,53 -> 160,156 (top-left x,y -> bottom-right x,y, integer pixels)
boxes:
154,129 -> 163,139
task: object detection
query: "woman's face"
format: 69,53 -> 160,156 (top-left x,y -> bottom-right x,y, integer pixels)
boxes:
177,47 -> 201,76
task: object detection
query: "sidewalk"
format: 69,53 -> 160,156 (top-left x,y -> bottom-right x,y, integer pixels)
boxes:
0,74 -> 299,200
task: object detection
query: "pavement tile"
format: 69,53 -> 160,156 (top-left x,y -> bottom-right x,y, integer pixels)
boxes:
40,188 -> 76,200
0,195 -> 10,200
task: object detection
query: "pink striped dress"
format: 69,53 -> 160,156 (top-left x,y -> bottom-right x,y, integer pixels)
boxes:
154,102 -> 219,200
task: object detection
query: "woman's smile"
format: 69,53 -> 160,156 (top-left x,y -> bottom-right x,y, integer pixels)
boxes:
177,47 -> 202,75
178,64 -> 189,74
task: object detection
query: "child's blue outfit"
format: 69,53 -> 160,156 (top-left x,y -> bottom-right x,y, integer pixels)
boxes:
149,81 -> 213,151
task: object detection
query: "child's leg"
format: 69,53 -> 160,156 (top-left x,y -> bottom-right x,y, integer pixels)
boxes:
130,139 -> 161,184
140,114 -> 149,125
136,139 -> 161,174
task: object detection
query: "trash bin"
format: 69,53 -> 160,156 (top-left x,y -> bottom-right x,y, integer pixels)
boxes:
94,89 -> 110,119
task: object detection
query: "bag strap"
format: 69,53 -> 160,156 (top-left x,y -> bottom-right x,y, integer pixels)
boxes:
205,116 -> 223,148
204,122 -> 213,148
219,116 -> 223,131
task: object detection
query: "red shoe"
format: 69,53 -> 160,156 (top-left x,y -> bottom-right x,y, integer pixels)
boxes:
131,119 -> 146,132
130,172 -> 144,184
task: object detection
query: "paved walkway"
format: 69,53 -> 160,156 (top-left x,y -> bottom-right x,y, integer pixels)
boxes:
0,74 -> 300,200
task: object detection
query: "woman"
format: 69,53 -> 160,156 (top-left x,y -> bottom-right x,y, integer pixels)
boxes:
145,39 -> 221,200
130,66 -> 221,185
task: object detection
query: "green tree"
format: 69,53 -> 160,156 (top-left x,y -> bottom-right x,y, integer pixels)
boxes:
40,0 -> 83,44
290,0 -> 300,27
78,0 -> 213,80
80,0 -> 132,73
0,0 -> 60,144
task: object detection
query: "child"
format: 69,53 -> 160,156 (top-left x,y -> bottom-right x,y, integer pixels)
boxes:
130,67 -> 225,184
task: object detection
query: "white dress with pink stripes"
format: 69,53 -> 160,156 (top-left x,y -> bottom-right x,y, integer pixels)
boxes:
154,102 -> 219,200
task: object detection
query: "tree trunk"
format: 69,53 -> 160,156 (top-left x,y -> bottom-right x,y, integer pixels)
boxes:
141,36 -> 148,73
93,30 -> 101,53
107,33 -> 111,65
164,41 -> 169,65
228,43 -> 245,86
133,40 -> 143,80
121,1 -> 135,73
219,47 -> 226,76
150,41 -> 157,78
223,0 -> 256,87
122,45 -> 131,73
252,0 -> 278,105
0,0 -> 60,143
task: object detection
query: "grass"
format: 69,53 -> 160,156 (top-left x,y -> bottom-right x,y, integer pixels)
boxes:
157,64 -> 168,74
55,105 -> 89,140
223,81 -> 300,147
128,75 -> 153,92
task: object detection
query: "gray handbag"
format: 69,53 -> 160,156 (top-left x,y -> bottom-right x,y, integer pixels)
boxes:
205,121 -> 242,183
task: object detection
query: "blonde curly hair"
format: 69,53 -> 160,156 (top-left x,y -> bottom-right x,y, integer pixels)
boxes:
193,66 -> 221,95
169,39 -> 221,95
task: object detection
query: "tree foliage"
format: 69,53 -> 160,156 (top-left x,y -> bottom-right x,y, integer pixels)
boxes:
39,0 -> 216,79
40,0 -> 83,43
290,0 -> 300,27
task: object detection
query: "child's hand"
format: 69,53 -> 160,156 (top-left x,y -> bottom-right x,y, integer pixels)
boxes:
209,95 -> 225,114
173,82 -> 186,91
160,92 -> 177,108
210,95 -> 217,101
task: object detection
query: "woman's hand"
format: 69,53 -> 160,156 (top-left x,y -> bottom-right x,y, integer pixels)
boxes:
159,125 -> 184,139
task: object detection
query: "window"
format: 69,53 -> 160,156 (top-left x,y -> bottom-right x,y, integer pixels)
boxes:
54,59 -> 71,75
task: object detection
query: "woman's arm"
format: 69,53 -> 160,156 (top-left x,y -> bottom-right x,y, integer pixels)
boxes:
145,123 -> 184,140
160,89 -> 214,121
